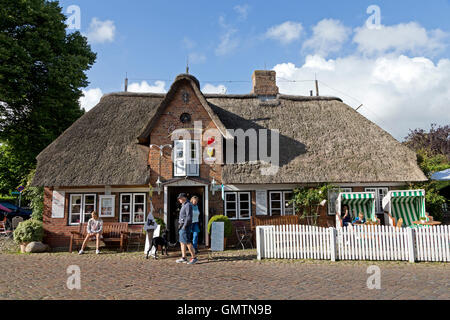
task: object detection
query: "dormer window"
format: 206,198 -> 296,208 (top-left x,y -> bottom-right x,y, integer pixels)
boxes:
174,140 -> 200,177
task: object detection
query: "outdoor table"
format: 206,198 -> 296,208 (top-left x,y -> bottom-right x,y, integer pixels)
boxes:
412,221 -> 442,226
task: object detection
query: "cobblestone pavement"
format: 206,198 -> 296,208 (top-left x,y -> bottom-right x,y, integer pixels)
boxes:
0,249 -> 448,300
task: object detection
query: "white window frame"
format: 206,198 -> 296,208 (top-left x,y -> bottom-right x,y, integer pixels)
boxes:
174,140 -> 200,177
365,187 -> 389,213
269,191 -> 294,216
99,195 -> 115,218
69,194 -> 97,226
328,188 -> 352,216
224,191 -> 251,220
120,193 -> 146,224
133,193 -> 146,224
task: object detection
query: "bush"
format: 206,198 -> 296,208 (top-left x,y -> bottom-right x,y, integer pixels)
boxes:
13,219 -> 44,244
207,215 -> 232,238
155,218 -> 166,231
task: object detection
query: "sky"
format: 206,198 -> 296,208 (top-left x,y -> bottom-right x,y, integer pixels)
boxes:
60,0 -> 450,141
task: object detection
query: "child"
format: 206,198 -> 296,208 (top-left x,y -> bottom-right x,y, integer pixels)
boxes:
79,211 -> 103,255
352,212 -> 366,225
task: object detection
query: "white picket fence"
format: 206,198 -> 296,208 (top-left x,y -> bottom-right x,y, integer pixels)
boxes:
256,224 -> 450,263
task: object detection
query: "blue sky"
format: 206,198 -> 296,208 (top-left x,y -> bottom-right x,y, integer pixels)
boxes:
60,0 -> 450,140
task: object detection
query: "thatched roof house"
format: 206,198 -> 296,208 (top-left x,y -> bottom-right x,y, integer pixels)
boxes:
33,81 -> 425,187
33,71 -> 427,248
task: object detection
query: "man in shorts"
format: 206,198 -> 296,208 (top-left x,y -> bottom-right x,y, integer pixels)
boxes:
176,193 -> 198,264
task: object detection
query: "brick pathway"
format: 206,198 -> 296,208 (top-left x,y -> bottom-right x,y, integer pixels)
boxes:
0,250 -> 448,300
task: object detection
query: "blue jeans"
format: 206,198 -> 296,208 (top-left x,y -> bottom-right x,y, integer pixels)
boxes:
191,222 -> 200,249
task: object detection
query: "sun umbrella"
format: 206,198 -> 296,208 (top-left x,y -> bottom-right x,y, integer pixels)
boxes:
0,204 -> 12,213
431,169 -> 450,181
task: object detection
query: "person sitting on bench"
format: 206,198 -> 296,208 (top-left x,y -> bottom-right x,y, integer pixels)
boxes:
79,211 -> 103,255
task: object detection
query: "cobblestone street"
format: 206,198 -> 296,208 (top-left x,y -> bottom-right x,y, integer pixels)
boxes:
0,250 -> 448,300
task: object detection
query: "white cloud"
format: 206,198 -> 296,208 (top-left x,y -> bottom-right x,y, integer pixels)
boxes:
182,37 -> 196,50
127,81 -> 167,93
215,16 -> 239,56
86,18 -> 116,44
273,55 -> 450,140
353,22 -> 448,56
202,84 -> 227,94
265,21 -> 303,45
79,88 -> 103,111
234,4 -> 250,20
188,52 -> 206,64
303,19 -> 351,56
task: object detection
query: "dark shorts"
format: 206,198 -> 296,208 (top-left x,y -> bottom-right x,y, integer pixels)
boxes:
179,225 -> 192,244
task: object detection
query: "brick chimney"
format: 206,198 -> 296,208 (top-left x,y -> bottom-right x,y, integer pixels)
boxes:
251,70 -> 279,96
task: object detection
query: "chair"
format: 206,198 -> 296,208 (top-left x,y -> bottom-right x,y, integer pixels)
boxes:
236,225 -> 253,250
396,218 -> 403,228
12,216 -> 23,230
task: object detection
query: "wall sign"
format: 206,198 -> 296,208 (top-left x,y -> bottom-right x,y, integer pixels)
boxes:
51,191 -> 65,218
211,222 -> 224,251
256,190 -> 268,215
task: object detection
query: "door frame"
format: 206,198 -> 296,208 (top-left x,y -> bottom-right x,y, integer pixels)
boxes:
164,179 -> 209,246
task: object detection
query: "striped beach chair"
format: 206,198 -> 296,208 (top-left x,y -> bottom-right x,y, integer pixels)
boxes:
382,190 -> 429,227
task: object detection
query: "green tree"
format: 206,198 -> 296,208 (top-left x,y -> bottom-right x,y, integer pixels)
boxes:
0,0 -> 96,192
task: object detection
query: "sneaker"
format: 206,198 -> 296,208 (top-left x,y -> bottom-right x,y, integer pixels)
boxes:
78,250 -> 84,255
176,257 -> 187,264
187,258 -> 198,265
96,249 -> 100,255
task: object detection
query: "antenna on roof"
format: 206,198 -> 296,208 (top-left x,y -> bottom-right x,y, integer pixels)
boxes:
315,74 -> 319,97
356,104 -> 363,111
186,57 -> 190,74
124,72 -> 128,92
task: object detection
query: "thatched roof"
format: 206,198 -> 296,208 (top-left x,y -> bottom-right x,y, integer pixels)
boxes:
33,75 -> 426,187
32,94 -> 164,187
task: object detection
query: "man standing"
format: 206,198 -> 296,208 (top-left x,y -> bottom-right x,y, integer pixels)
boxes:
176,193 -> 198,264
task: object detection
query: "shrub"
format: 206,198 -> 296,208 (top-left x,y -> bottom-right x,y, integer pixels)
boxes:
207,215 -> 232,238
155,218 -> 166,231
13,219 -> 44,244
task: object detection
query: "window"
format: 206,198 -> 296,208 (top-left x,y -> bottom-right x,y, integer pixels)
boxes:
99,195 -> 115,218
120,193 -> 146,224
269,191 -> 294,216
328,188 -> 352,215
69,194 -> 97,225
174,140 -> 200,177
224,192 -> 251,220
365,188 -> 388,213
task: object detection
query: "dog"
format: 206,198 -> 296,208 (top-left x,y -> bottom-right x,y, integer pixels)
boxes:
146,230 -> 176,259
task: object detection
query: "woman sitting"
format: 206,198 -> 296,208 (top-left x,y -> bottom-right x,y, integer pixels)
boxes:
79,211 -> 103,255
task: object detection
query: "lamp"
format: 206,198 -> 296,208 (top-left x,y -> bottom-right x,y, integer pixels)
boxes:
156,177 -> 162,195
210,178 -> 220,195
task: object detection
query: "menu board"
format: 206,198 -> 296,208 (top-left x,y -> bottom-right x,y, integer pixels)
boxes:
255,190 -> 268,215
211,222 -> 224,251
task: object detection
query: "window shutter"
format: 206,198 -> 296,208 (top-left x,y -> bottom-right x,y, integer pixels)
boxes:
174,140 -> 186,176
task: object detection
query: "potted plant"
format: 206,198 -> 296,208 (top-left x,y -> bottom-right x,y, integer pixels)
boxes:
207,215 -> 232,249
13,219 -> 44,253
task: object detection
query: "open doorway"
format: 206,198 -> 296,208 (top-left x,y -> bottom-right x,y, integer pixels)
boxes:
167,186 -> 205,245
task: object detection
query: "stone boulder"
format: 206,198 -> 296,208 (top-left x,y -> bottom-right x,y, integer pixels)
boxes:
25,242 -> 50,253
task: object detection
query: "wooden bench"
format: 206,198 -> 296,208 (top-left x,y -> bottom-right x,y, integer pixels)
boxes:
69,222 -> 129,253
